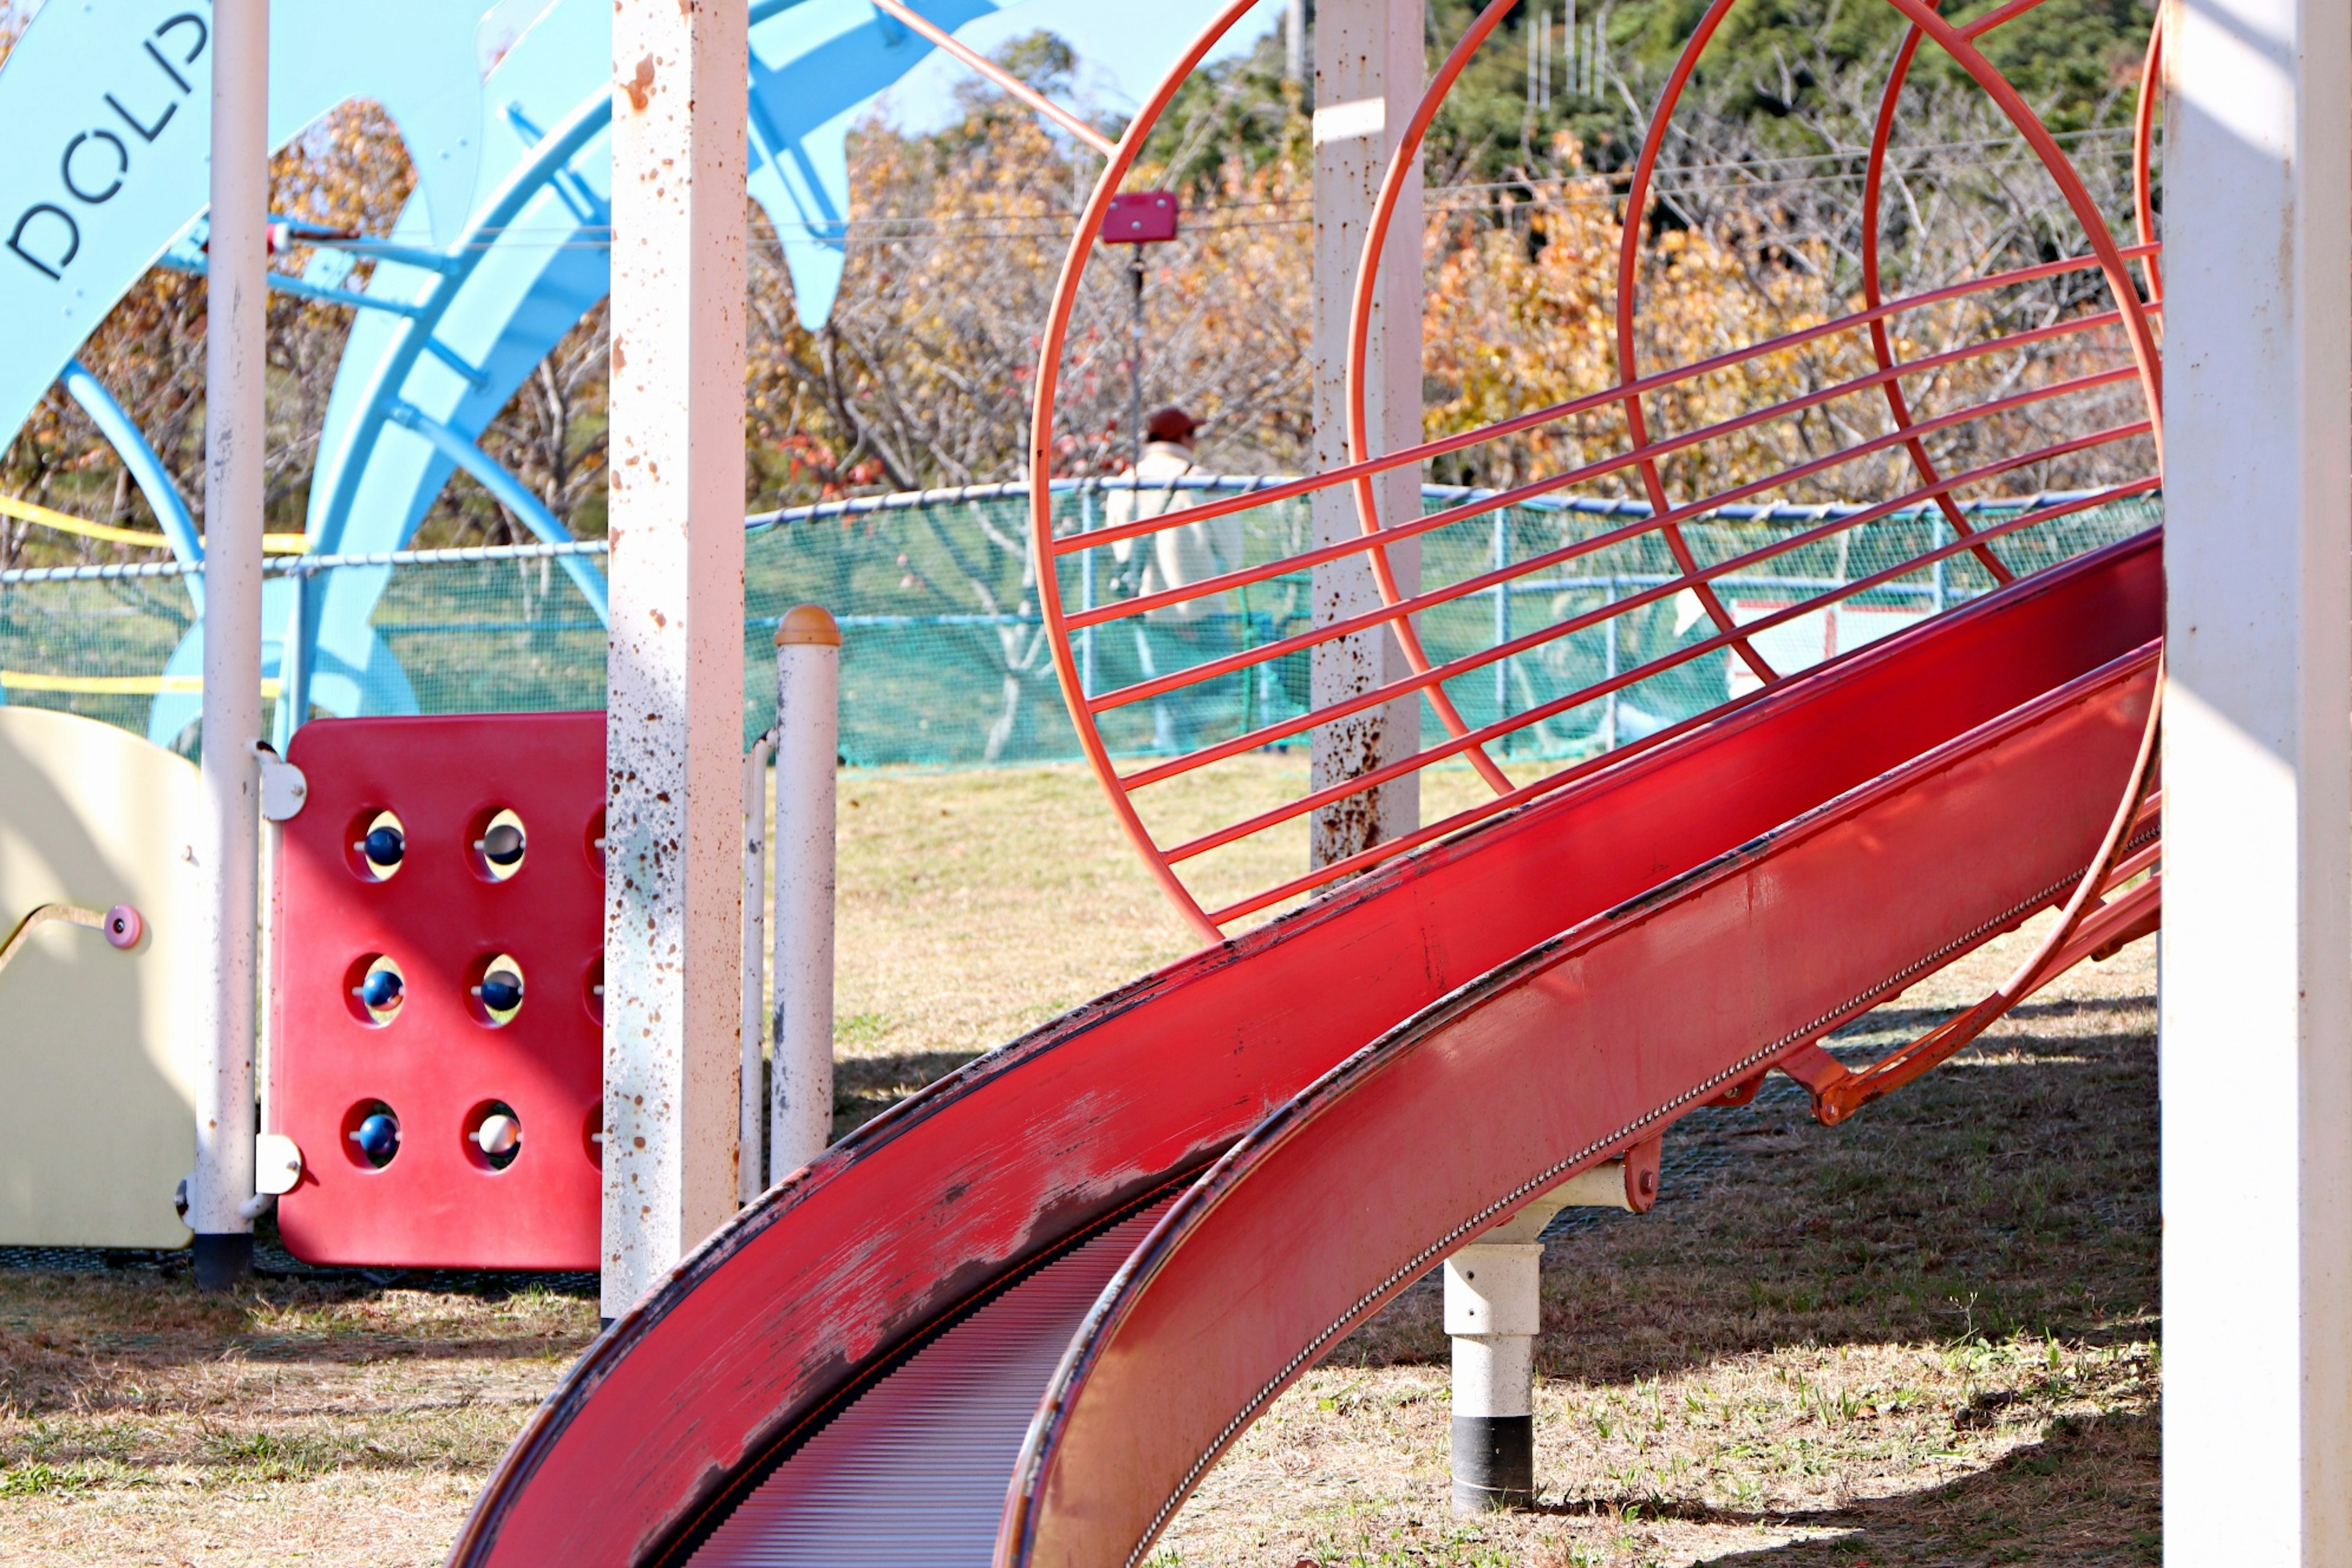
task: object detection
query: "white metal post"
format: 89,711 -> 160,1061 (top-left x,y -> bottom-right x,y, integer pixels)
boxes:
1309,0 -> 1424,868
190,0 -> 268,1292
770,608 -> 839,1178
738,734 -> 772,1208
2162,0 -> 2352,1555
602,0 -> 750,1319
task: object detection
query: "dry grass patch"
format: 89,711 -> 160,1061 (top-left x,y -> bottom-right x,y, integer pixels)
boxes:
2,765 -> 2159,1566
0,1277 -> 594,1564
827,758 -> 1505,1130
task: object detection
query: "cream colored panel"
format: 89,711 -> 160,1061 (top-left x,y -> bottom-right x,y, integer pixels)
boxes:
0,707 -> 200,1247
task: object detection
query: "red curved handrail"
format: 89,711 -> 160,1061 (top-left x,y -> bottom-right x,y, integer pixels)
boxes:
1025,0 -> 1272,940
2135,12 -> 2166,307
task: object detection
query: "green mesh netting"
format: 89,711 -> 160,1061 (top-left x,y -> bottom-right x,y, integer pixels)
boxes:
0,486 -> 2159,767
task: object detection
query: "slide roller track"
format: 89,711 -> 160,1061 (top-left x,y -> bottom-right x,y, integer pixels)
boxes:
449,532 -> 2160,1568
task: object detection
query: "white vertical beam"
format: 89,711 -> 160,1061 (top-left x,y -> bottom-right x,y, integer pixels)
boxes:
190,0 -> 268,1292
603,0 -> 748,1319
1310,0 -> 1423,867
769,608 -> 839,1181
2162,0 -> 2352,1555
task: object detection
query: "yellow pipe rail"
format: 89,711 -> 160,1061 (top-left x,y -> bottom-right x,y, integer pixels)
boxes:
0,672 -> 284,698
0,491 -> 307,554
0,903 -> 107,981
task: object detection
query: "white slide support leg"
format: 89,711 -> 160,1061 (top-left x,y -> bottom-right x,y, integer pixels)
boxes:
1447,1147 -> 1660,1513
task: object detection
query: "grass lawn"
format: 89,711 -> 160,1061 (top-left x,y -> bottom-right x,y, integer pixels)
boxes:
0,763 -> 2157,1566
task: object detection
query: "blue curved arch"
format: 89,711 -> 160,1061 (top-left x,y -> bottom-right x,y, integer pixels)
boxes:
59,358 -> 202,598
285,0 -> 1006,728
0,0 -> 1014,738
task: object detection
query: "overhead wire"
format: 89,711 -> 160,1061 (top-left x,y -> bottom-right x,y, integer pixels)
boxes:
275,124 -> 2140,252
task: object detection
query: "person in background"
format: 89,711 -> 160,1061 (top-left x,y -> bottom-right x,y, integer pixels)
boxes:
1104,406 -> 1248,752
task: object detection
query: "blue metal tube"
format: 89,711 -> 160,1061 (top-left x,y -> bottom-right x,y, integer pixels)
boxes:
159,254 -> 431,319
387,402 -> 610,622
308,85 -> 615,560
288,86 -> 616,723
59,358 -> 205,606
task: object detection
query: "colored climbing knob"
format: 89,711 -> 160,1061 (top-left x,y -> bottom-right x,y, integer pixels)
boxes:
102,905 -> 142,950
362,824 -> 405,869
360,967 -> 404,1010
479,822 -> 525,867
351,1112 -> 400,1167
475,1114 -> 521,1158
477,968 -> 523,1013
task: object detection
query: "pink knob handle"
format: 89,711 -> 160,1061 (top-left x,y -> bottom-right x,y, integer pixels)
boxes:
103,905 -> 143,950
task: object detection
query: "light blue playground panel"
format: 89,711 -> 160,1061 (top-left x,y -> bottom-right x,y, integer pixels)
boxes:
0,0 -> 1013,744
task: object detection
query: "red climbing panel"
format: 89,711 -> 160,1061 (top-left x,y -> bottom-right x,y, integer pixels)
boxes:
271,713 -> 605,1270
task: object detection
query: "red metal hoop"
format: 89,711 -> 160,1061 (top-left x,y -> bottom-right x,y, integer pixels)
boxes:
1030,0 -> 2163,943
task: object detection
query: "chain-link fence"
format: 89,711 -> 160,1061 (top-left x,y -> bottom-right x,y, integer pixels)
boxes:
0,480 -> 2159,767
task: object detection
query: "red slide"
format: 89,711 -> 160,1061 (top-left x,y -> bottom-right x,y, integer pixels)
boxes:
448,531 -> 2159,1568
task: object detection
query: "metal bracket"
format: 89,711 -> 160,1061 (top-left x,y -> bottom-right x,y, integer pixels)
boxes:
252,741 -> 309,821
1774,1041 -> 1862,1126
254,1133 -> 304,1196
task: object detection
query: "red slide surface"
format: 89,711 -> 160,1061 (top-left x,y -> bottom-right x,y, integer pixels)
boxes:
449,532 -> 2159,1568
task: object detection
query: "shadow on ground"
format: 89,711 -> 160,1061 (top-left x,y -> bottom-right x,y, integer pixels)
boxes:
1694,1406 -> 2161,1566
1332,984 -> 2160,1388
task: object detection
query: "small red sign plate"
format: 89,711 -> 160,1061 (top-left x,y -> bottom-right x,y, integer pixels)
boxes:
1101,190 -> 1180,244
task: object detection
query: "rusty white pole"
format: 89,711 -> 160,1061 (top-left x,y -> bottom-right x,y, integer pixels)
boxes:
2162,0 -> 2352,1555
602,0 -> 749,1319
1308,0 -> 1423,869
769,607 -> 839,1178
190,0 -> 268,1292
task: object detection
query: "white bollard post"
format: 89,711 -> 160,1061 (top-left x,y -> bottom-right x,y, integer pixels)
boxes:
1447,1142 -> 1659,1513
738,733 -> 774,1208
191,0 -> 270,1292
769,607 -> 840,1180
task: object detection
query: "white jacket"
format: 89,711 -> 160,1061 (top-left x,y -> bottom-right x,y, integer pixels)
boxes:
1105,442 -> 1247,624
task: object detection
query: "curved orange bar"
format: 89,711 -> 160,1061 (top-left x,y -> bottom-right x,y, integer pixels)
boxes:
1860,24 -> 2018,584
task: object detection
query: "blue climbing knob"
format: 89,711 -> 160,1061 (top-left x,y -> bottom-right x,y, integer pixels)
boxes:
351,1112 -> 400,1164
360,967 -> 404,1010
362,825 -> 405,868
477,969 -> 523,1012
479,823 -> 526,867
